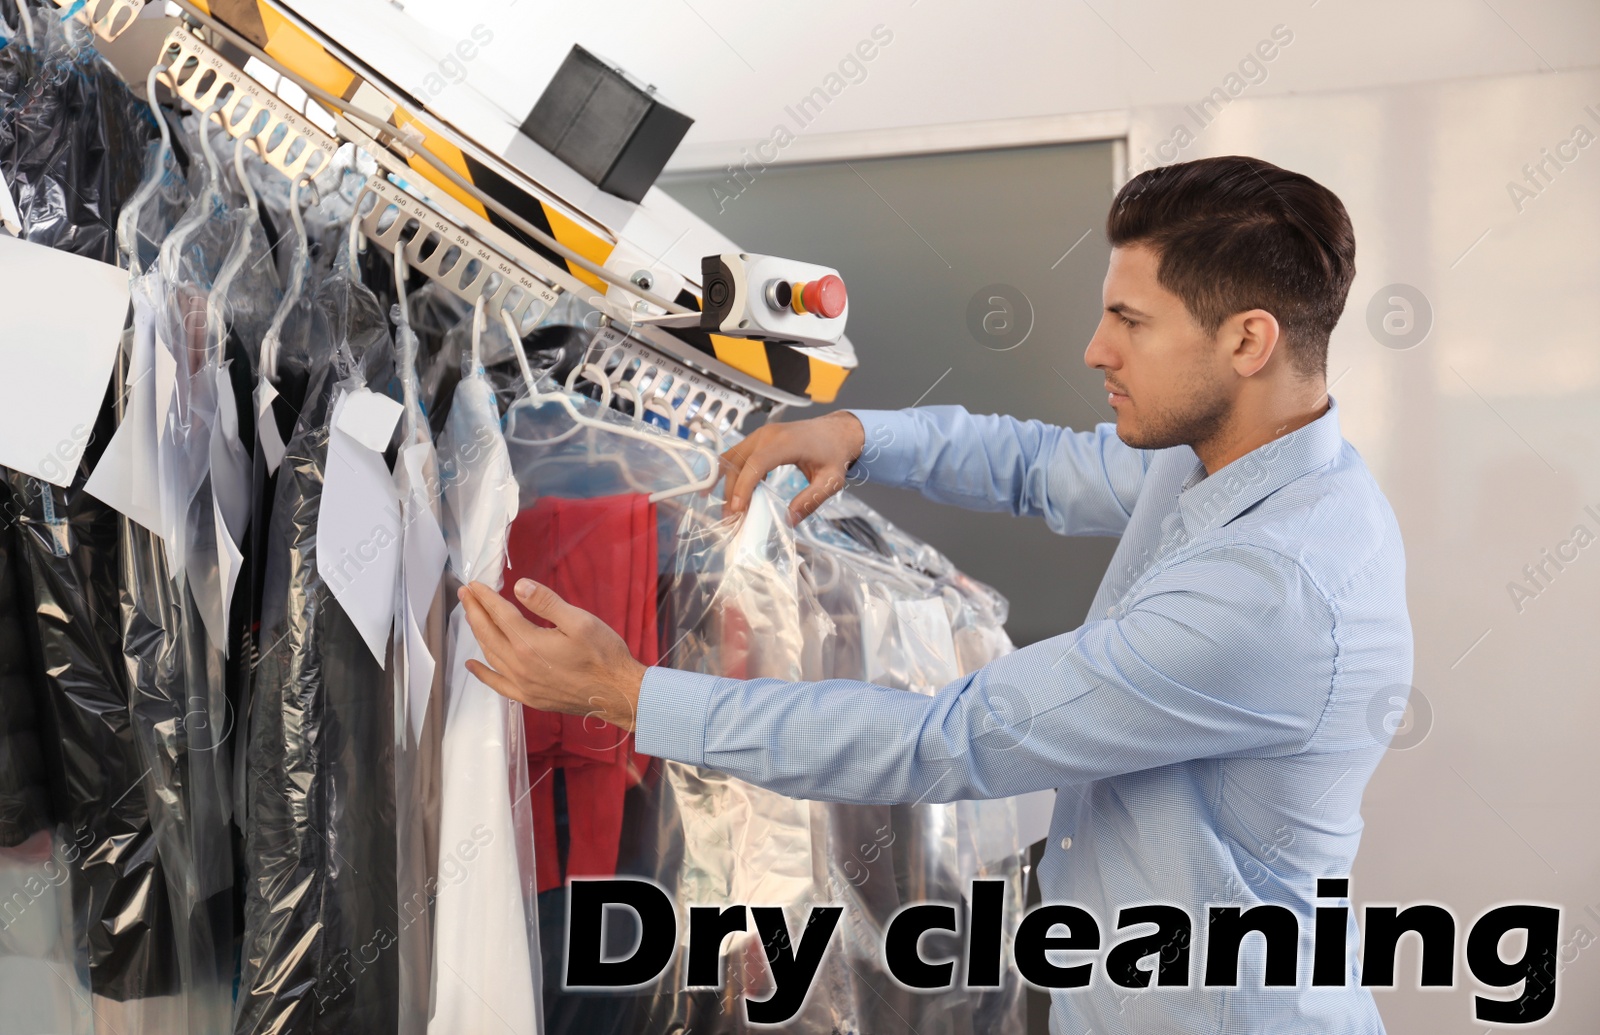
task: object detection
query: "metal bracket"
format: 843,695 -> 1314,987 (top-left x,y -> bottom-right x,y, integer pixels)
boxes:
121,10 -> 791,426
157,25 -> 340,182
51,0 -> 144,41
354,174 -> 562,331
627,311 -> 704,330
580,325 -> 755,439
336,116 -> 795,420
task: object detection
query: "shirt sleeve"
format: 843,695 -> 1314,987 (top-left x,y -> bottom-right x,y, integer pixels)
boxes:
633,543 -> 1337,805
843,405 -> 1150,537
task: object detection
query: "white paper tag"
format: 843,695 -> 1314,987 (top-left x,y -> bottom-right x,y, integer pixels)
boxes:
0,236 -> 131,486
254,375 -> 287,475
318,388 -> 403,663
402,442 -> 446,616
403,598 -> 435,743
84,290 -> 161,533
201,362 -> 255,654
212,491 -> 245,657
152,304 -> 183,575
335,388 -> 404,452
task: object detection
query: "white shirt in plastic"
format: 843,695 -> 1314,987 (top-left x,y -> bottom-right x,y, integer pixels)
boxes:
428,373 -> 542,1035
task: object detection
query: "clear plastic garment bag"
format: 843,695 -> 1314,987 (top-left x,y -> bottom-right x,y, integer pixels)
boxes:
0,8 -> 185,1034
427,302 -> 544,1035
489,313 -> 727,1035
655,482 -> 862,1035
104,71 -> 236,1035
388,250 -> 448,1035
0,12 -> 1038,1029
237,227 -> 404,1035
785,470 -> 1034,1035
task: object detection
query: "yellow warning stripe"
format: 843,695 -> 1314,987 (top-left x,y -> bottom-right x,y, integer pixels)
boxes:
707,335 -> 771,385
257,5 -> 355,99
540,206 -> 610,294
804,360 -> 848,404
390,110 -> 489,222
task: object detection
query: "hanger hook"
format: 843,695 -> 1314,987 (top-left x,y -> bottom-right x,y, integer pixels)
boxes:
259,175 -> 310,381
231,129 -> 258,214
117,62 -> 175,270
499,306 -> 539,399
470,296 -> 487,374
347,206 -> 363,273
393,241 -> 410,310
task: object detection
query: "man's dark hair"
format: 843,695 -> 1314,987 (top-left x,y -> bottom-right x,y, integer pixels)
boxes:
1106,156 -> 1356,377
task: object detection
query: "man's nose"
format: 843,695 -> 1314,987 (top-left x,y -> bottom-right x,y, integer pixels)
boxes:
1084,321 -> 1115,371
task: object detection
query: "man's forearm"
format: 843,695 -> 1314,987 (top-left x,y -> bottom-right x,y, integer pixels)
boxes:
847,405 -> 1146,535
634,665 -> 977,805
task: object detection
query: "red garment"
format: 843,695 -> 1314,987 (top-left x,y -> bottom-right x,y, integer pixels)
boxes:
501,494 -> 658,893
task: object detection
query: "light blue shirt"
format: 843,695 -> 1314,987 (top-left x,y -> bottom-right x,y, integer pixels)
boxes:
636,397 -> 1410,1034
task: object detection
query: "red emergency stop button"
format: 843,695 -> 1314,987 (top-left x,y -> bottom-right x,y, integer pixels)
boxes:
802,274 -> 847,319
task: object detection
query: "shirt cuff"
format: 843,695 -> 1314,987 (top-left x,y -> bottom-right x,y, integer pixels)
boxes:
633,665 -> 719,766
843,408 -> 921,489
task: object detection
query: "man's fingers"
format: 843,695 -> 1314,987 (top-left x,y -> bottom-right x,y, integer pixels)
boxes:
459,584 -> 513,654
464,658 -> 522,703
460,583 -> 561,667
463,578 -> 580,641
465,581 -> 533,633
727,443 -> 779,516
718,435 -> 756,480
511,578 -> 589,632
787,465 -> 846,525
477,631 -> 530,679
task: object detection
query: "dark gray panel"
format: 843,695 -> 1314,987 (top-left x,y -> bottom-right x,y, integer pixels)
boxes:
661,142 -> 1121,647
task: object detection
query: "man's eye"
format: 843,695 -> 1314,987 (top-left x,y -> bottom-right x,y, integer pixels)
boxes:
1118,315 -> 1136,328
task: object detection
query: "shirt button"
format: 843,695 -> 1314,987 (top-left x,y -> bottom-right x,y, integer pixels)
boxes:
1059,836 -> 1073,850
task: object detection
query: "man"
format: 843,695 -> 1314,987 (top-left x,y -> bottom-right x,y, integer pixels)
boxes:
459,155 -> 1411,1033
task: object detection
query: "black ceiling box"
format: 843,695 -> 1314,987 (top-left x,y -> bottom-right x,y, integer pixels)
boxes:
520,45 -> 694,204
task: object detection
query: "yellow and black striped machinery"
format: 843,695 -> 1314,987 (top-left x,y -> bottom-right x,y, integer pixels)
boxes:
55,0 -> 857,423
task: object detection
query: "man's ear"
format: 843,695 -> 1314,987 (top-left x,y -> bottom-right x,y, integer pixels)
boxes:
1227,308 -> 1281,378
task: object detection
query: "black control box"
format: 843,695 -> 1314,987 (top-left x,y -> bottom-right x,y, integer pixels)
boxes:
519,45 -> 693,204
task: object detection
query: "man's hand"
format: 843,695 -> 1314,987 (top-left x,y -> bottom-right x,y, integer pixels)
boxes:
457,580 -> 646,731
720,409 -> 866,524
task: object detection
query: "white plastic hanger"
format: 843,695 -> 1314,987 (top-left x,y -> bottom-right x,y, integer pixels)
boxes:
258,173 -> 309,381
201,132 -> 263,364
19,1 -> 34,50
116,63 -> 174,272
493,306 -> 719,504
157,87 -> 230,288
393,246 -> 425,445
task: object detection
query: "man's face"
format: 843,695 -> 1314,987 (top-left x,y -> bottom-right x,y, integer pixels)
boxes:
1084,243 -> 1233,450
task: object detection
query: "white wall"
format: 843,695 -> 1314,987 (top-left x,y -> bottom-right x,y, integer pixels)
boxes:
341,0 -> 1600,169
278,0 -> 1600,167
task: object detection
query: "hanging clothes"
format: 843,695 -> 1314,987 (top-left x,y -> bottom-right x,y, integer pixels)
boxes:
0,16 -> 1040,1031
236,253 -> 401,1035
614,483 -> 845,1035
385,252 -> 450,1035
0,1 -> 151,262
502,493 -> 657,894
428,338 -> 542,1035
0,520 -> 50,851
0,6 -> 183,1023
788,469 -> 1034,1035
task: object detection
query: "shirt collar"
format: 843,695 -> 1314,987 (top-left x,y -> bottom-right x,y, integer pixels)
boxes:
1176,396 -> 1345,536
